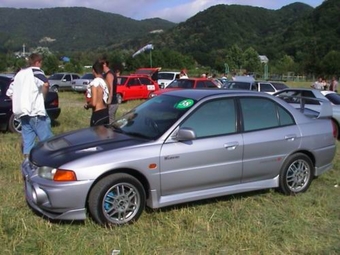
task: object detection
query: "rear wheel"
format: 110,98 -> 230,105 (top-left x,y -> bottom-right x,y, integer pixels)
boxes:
88,173 -> 145,226
50,85 -> 59,92
8,113 -> 21,133
116,94 -> 122,104
278,153 -> 313,195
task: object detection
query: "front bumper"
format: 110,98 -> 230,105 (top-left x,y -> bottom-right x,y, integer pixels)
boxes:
21,159 -> 93,221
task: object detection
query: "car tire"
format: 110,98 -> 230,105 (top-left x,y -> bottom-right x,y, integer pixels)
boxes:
88,173 -> 146,226
278,153 -> 313,195
116,94 -> 122,104
8,113 -> 21,133
50,85 -> 59,92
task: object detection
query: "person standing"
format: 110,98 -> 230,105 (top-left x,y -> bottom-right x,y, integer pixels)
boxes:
330,76 -> 338,92
84,60 -> 109,126
11,53 -> 53,157
312,77 -> 324,90
100,57 -> 119,123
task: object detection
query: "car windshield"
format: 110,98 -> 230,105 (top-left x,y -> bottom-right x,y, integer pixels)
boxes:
49,74 -> 64,80
325,93 -> 340,105
81,73 -> 94,79
112,94 -> 196,139
158,73 -> 175,80
167,79 -> 195,88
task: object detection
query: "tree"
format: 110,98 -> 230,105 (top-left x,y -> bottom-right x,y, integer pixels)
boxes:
320,50 -> 340,76
42,54 -> 59,75
243,47 -> 262,74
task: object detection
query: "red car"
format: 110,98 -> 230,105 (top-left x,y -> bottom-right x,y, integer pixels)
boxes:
150,78 -> 219,97
116,75 -> 160,103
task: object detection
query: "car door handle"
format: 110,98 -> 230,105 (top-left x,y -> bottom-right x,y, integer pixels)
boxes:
285,134 -> 297,141
224,142 -> 239,150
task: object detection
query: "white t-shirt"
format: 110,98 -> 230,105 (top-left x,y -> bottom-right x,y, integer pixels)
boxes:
12,67 -> 46,117
86,77 -> 109,104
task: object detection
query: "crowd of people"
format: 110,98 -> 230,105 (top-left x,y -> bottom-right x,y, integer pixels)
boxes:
8,53 -> 119,157
312,76 -> 338,92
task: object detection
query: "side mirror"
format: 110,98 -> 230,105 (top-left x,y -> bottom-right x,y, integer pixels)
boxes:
175,127 -> 196,141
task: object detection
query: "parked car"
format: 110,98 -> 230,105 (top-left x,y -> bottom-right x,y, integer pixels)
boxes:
22,89 -> 336,226
157,71 -> 180,88
150,78 -> 219,97
48,72 -> 81,92
274,88 -> 340,139
0,74 -> 61,133
71,73 -> 95,92
116,74 -> 160,103
224,77 -> 288,94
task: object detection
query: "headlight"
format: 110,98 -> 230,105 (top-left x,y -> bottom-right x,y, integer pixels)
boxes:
38,166 -> 57,180
38,167 -> 77,181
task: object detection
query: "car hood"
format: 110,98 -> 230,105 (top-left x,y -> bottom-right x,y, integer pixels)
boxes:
30,126 -> 149,168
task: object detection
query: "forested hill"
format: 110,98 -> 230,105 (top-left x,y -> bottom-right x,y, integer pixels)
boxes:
122,2 -> 316,69
0,7 -> 176,52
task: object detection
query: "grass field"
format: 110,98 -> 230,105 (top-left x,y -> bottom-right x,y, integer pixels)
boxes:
0,84 -> 339,255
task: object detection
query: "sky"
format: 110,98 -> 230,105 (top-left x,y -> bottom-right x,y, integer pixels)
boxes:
0,0 -> 324,23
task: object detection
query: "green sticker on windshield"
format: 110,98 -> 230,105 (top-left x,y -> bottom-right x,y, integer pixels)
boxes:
175,99 -> 194,109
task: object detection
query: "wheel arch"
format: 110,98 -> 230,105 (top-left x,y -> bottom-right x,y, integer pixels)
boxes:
283,150 -> 316,174
85,168 -> 151,206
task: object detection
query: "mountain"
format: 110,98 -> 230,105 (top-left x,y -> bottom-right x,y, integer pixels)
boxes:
0,7 -> 176,52
119,2 -> 314,67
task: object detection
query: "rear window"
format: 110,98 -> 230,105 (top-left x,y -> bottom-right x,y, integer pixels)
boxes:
227,82 -> 252,90
158,73 -> 175,80
325,93 -> 340,105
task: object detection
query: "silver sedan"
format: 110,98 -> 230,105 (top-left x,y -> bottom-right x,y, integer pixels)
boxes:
22,89 -> 336,226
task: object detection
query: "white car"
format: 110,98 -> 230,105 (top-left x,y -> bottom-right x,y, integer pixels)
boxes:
157,71 -> 180,88
274,88 -> 340,139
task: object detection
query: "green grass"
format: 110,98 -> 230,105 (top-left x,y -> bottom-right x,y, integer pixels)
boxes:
0,87 -> 339,255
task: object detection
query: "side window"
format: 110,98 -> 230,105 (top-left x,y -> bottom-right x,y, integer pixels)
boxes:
241,97 -> 293,132
206,81 -> 218,88
260,83 -> 275,92
64,75 -> 71,81
181,98 -> 236,138
302,91 -> 319,105
196,81 -> 205,88
139,78 -> 152,85
128,78 -> 139,86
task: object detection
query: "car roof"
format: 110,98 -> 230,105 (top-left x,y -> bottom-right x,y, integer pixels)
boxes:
162,88 -> 270,101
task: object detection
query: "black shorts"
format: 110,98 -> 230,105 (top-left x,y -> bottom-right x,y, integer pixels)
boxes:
90,108 -> 109,127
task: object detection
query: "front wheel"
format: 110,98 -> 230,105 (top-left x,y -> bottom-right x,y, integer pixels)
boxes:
50,85 -> 59,92
8,113 -> 21,133
88,173 -> 146,226
278,153 -> 313,195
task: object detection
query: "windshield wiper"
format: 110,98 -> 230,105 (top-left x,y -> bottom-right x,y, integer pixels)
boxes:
124,132 -> 150,139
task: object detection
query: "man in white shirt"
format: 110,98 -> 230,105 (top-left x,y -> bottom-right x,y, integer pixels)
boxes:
11,53 -> 53,157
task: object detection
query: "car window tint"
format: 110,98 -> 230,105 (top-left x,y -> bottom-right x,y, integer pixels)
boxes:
64,75 -> 71,81
241,97 -> 282,131
205,81 -> 218,88
139,78 -> 152,85
196,81 -> 205,88
181,98 -> 236,138
260,83 -> 275,92
72,74 -> 80,79
302,91 -> 319,105
325,93 -> 340,105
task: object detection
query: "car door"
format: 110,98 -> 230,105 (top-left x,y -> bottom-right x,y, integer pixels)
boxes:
140,77 -> 156,98
124,77 -> 141,100
160,97 -> 243,196
239,97 -> 301,183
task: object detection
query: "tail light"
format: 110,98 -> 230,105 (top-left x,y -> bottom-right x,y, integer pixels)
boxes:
331,120 -> 338,139
50,98 -> 59,107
